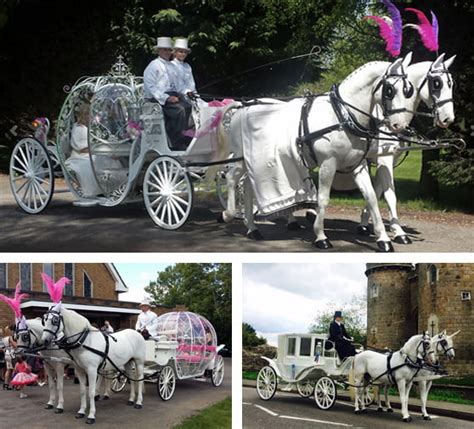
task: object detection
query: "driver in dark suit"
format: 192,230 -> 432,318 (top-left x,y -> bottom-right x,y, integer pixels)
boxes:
328,311 -> 356,361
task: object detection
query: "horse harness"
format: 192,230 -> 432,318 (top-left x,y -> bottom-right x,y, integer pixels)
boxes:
418,66 -> 454,115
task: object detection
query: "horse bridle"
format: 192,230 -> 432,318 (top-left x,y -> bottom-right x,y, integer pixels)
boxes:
418,66 -> 454,116
14,322 -> 40,350
372,71 -> 415,117
42,308 -> 64,340
436,336 -> 455,356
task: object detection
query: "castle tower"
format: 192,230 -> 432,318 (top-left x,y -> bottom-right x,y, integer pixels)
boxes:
365,264 -> 415,349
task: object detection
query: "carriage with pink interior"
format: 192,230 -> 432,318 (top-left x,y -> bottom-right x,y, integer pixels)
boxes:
9,57 -> 232,230
111,311 -> 226,401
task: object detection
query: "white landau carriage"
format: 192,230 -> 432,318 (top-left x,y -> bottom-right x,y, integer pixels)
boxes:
112,311 -> 225,401
256,333 -> 372,410
9,57 -> 227,230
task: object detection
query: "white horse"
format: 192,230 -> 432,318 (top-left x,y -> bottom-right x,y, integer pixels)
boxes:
41,303 -> 146,425
374,330 -> 459,420
217,55 -> 417,251
357,53 -> 456,243
352,333 -> 432,422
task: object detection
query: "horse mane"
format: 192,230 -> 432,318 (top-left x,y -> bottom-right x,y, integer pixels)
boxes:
340,61 -> 389,88
61,306 -> 92,333
401,333 -> 424,358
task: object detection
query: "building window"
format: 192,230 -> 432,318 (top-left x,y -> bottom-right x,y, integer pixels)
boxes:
19,264 -> 32,291
287,338 -> 296,356
461,291 -> 471,301
0,263 -> 7,289
427,264 -> 438,285
300,337 -> 312,357
64,263 -> 74,296
369,282 -> 379,298
83,271 -> 93,298
42,263 -> 54,292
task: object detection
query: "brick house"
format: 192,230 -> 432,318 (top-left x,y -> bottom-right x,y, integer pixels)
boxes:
0,263 -> 178,331
366,263 -> 474,375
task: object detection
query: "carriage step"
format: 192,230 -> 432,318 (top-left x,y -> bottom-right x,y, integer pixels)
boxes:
73,200 -> 100,207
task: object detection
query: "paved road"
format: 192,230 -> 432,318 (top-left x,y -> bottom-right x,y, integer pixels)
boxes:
0,358 -> 231,429
243,387 -> 474,429
1,175 -> 473,252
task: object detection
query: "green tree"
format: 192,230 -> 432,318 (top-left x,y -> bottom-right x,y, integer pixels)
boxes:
145,263 -> 232,350
242,322 -> 266,348
308,294 -> 367,345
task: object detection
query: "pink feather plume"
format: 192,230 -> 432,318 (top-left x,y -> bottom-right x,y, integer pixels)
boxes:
405,8 -> 439,52
0,282 -> 29,319
41,272 -> 70,304
182,110 -> 224,139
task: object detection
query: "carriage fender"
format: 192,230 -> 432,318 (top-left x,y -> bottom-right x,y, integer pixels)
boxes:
260,356 -> 283,379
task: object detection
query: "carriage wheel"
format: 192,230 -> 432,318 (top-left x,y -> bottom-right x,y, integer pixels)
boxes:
211,355 -> 225,387
297,379 -> 315,398
9,137 -> 55,214
157,365 -> 176,401
143,156 -> 193,230
256,366 -> 277,401
110,374 -> 127,393
314,377 -> 337,410
364,385 -> 375,407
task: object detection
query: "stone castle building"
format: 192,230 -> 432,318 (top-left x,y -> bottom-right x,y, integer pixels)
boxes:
366,263 -> 474,375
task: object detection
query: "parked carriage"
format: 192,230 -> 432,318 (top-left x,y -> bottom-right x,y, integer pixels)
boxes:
256,333 -> 372,410
111,311 -> 225,401
8,57 -> 229,230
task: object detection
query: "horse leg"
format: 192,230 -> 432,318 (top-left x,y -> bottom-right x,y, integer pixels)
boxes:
133,360 -> 144,408
55,363 -> 65,413
125,361 -> 136,406
313,159 -> 337,249
396,380 -> 411,422
86,368 -> 98,424
103,376 -> 111,400
419,380 -> 432,420
384,385 -> 393,412
286,212 -> 303,231
75,368 -> 87,419
376,385 -> 383,411
95,374 -> 102,401
353,162 -> 393,252
218,166 -> 242,223
44,364 -> 56,410
243,174 -> 263,240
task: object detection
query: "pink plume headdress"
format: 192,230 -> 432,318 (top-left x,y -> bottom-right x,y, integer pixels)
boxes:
364,0 -> 403,57
404,9 -> 439,53
41,272 -> 70,304
0,282 -> 29,319
182,110 -> 224,139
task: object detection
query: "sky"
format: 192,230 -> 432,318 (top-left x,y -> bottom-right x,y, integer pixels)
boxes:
114,263 -> 173,303
243,263 -> 367,346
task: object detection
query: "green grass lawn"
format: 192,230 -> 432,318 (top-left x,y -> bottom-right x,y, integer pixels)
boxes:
174,397 -> 232,429
243,370 -> 258,380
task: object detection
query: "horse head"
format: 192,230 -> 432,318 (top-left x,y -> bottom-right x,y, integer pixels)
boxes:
403,332 -> 432,364
14,316 -> 43,352
41,302 -> 66,346
372,53 -> 416,133
417,53 -> 456,128
432,329 -> 458,362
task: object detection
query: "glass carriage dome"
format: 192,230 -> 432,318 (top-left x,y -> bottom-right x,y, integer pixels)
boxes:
155,311 -> 218,378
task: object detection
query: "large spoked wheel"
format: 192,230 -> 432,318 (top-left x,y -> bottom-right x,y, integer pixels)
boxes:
256,366 -> 277,401
157,365 -> 176,401
211,355 -> 225,387
297,379 -> 315,398
110,374 -> 127,393
314,377 -> 337,410
143,156 -> 193,230
9,137 -> 55,214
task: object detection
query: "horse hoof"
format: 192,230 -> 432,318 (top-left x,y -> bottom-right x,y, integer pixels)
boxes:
103,395 -> 110,400
247,230 -> 264,241
127,400 -> 134,406
86,418 -> 95,425
403,417 -> 412,423
357,225 -> 371,236
354,409 -> 361,415
305,211 -> 316,224
75,413 -> 85,419
45,404 -> 54,410
361,409 -> 368,414
376,241 -> 394,252
387,408 -> 394,413
423,416 -> 431,421
377,407 -> 383,412
94,394 -> 100,401
217,212 -> 225,223
314,239 -> 333,249
287,221 -> 302,231
55,408 -> 64,414
394,235 -> 412,245
134,404 -> 143,409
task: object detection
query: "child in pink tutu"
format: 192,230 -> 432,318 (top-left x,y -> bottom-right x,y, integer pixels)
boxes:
11,355 -> 38,398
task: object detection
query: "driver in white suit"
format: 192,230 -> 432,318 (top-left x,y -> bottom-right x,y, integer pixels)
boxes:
135,301 -> 158,340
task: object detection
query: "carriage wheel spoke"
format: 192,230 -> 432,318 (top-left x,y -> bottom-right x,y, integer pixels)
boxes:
171,194 -> 189,208
14,152 -> 29,172
150,171 -> 164,188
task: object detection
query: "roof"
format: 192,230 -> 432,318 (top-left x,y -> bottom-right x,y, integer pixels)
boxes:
106,264 -> 128,293
20,300 -> 140,315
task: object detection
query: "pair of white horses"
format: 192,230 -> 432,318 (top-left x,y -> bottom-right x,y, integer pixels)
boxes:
217,52 -> 455,251
15,304 -> 145,425
352,330 -> 458,422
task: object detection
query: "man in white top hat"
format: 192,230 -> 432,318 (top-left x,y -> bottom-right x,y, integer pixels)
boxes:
143,36 -> 192,150
172,38 -> 197,98
135,300 -> 158,340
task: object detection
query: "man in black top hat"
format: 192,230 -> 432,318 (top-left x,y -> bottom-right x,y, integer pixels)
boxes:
328,311 -> 356,361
